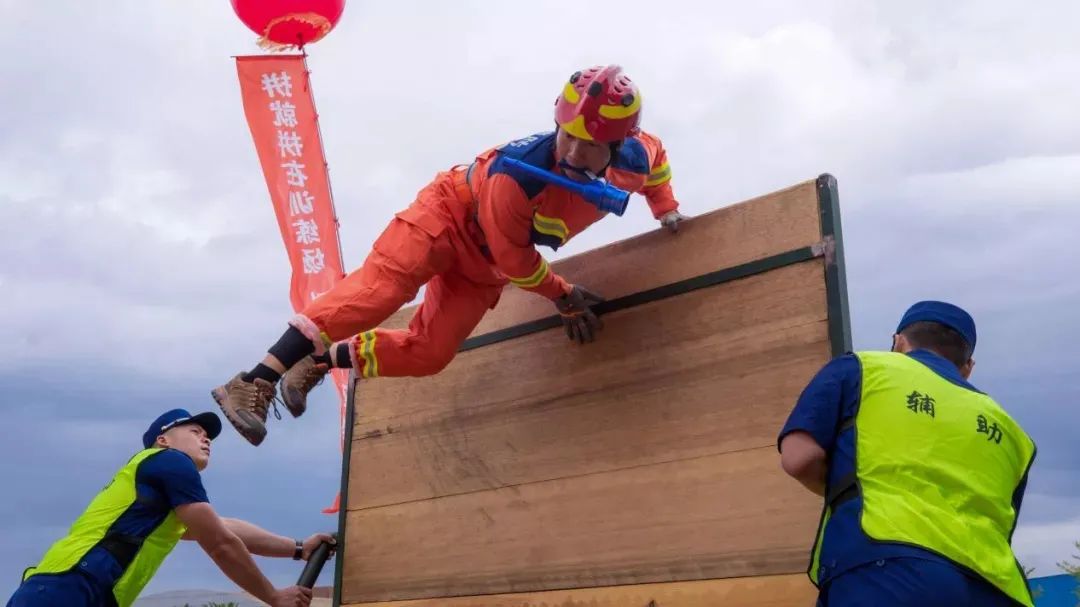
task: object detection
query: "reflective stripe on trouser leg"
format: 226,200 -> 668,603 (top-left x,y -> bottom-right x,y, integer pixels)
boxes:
351,332 -> 379,379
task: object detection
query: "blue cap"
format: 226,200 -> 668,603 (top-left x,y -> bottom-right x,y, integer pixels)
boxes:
896,300 -> 977,350
143,408 -> 222,448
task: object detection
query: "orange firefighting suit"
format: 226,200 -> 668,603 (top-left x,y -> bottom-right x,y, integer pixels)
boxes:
288,129 -> 679,379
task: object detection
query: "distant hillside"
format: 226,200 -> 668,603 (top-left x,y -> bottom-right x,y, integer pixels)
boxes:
134,589 -> 331,607
133,589 -> 266,606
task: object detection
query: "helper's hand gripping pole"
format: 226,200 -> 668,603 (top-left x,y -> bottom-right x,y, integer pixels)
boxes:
296,533 -> 337,589
502,158 -> 631,216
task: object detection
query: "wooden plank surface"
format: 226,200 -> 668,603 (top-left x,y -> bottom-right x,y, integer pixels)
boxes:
377,179 -> 822,336
340,177 -> 832,605
341,446 -> 821,603
342,573 -> 817,607
349,261 -> 828,510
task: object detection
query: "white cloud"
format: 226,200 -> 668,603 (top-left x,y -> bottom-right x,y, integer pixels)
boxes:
1014,514 -> 1080,575
901,155 -> 1080,213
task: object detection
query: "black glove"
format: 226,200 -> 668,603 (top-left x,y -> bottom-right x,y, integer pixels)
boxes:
554,285 -> 605,344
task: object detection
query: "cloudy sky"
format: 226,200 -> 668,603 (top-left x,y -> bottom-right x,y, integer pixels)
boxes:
2,0 -> 1078,598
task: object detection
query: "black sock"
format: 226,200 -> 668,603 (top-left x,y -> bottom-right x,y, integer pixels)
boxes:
333,343 -> 353,369
242,325 -> 318,383
244,363 -> 281,384
267,325 -> 316,368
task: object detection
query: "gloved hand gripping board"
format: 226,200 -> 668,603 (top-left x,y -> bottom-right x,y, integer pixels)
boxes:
331,174 -> 851,607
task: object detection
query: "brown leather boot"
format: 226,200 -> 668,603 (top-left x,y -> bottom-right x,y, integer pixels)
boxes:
279,356 -> 330,418
211,373 -> 277,446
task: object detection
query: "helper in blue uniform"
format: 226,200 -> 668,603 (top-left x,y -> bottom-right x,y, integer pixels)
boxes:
7,408 -> 335,607
779,301 -> 1037,607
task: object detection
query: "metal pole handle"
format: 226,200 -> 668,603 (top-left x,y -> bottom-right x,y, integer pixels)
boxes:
296,533 -> 337,589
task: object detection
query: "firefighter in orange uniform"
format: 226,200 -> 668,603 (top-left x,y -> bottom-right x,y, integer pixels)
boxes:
213,64 -> 688,446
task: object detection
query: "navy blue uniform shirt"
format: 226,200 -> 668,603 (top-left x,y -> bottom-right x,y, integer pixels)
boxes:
778,349 -> 1029,585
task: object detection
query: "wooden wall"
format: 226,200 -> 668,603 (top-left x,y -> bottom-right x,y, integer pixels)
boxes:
339,177 -> 841,606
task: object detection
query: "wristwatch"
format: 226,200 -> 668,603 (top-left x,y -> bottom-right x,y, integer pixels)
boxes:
292,539 -> 303,561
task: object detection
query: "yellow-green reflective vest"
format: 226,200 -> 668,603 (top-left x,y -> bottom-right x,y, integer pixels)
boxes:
23,448 -> 188,607
809,351 -> 1036,607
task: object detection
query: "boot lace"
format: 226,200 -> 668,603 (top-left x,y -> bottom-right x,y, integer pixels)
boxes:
297,361 -> 329,393
244,378 -> 283,421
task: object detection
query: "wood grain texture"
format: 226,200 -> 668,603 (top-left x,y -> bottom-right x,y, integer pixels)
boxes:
339,177 -> 831,605
376,179 -> 821,336
341,573 -> 817,607
342,446 -> 821,603
348,261 -> 828,510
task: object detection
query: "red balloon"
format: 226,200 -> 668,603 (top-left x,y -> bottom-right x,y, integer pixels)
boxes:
231,0 -> 346,49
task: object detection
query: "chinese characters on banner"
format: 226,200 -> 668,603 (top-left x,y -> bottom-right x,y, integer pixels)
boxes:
235,55 -> 350,514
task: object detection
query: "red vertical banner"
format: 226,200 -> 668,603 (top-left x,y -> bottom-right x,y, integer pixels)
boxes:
236,54 -> 350,514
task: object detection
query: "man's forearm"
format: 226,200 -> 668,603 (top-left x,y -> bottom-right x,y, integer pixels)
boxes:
223,517 -> 296,558
198,532 -> 277,603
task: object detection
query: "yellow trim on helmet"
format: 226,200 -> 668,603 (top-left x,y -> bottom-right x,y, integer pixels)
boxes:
562,82 -> 580,104
598,92 -> 641,119
560,114 -> 594,141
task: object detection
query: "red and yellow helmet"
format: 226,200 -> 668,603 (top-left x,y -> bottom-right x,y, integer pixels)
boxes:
554,65 -> 642,143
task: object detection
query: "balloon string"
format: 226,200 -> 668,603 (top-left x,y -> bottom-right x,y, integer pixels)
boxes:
300,33 -> 309,93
